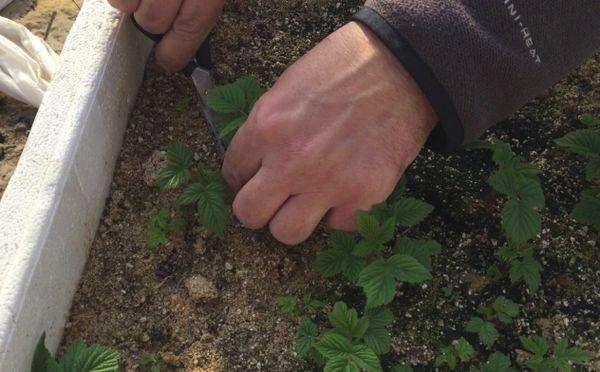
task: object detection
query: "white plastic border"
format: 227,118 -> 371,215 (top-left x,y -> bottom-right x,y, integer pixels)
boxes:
0,1 -> 151,369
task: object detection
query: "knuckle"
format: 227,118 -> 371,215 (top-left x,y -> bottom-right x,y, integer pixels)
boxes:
108,0 -> 138,13
249,96 -> 284,141
232,197 -> 264,229
137,12 -> 170,34
172,14 -> 209,41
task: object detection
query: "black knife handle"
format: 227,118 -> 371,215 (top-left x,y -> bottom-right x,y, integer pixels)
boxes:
130,14 -> 212,75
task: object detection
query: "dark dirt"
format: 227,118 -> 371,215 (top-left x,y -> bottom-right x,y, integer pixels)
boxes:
0,0 -> 79,198
61,1 -> 599,371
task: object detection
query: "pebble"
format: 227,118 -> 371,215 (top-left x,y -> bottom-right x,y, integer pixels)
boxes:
225,262 -> 233,271
142,150 -> 168,186
185,274 -> 218,302
194,238 -> 206,255
14,122 -> 28,132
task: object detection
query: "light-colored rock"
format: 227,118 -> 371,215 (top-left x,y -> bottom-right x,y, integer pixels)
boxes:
185,275 -> 218,302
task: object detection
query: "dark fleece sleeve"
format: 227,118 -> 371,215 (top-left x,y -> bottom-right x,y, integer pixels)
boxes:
352,1 -> 600,152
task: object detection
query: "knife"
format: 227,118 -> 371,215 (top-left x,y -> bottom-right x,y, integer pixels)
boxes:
130,14 -> 226,157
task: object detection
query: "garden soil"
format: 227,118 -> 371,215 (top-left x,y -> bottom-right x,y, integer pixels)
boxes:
61,1 -> 599,371
0,0 -> 79,197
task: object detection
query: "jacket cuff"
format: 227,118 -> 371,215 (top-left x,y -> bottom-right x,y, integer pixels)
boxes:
352,6 -> 464,153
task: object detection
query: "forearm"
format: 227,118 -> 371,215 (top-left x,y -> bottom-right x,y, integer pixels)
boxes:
354,1 -> 600,152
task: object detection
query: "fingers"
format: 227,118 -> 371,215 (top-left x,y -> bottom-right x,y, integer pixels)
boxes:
269,194 -> 330,245
232,168 -> 289,229
155,0 -> 224,70
134,0 -> 182,34
222,122 -> 262,193
326,205 -> 359,231
108,0 -> 140,13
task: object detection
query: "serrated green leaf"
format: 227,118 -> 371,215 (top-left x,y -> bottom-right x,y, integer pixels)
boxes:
31,333 -> 51,372
236,75 -> 265,111
580,114 -> 600,127
473,352 -> 516,372
492,296 -> 519,323
73,344 -> 120,372
491,141 -> 515,166
571,188 -> 600,229
157,165 -> 192,190
275,295 -> 296,313
349,345 -> 382,372
357,213 -> 395,243
553,339 -> 591,367
509,255 -> 542,292
317,232 -> 365,282
585,157 -> 600,180
352,240 -> 382,257
323,357 -> 360,372
47,359 -> 64,372
555,129 -> 600,156
488,168 -> 519,197
502,199 -> 541,243
365,307 -> 394,328
315,333 -> 354,359
147,227 -> 167,248
219,115 -> 247,141
455,338 -> 476,362
166,141 -> 193,169
206,83 -> 246,114
394,238 -> 440,271
179,183 -> 204,206
362,326 -> 390,356
516,177 -> 545,209
358,255 -> 430,309
520,335 -> 551,356
296,319 -> 318,356
435,346 -> 457,370
388,176 -> 407,204
59,339 -> 119,372
362,308 -> 392,355
393,197 -> 434,227
196,190 -> 230,234
466,317 -> 498,347
328,302 -> 370,339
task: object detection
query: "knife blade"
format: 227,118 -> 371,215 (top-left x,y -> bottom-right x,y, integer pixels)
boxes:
130,14 -> 226,157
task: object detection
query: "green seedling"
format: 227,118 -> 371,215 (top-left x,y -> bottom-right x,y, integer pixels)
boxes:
276,292 -> 323,317
466,296 -> 519,347
31,333 -> 119,372
468,352 -> 516,372
468,140 -> 544,292
316,177 -> 439,309
147,209 -> 184,247
469,139 -> 545,243
296,302 -> 393,371
498,241 -> 542,292
441,286 -> 462,303
555,114 -> 600,230
519,335 -> 591,371
206,75 -> 265,141
435,338 -> 476,370
155,141 -> 230,235
139,354 -> 163,372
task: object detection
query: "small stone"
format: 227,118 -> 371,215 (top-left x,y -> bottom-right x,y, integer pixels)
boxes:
142,150 -> 168,186
225,262 -> 233,271
185,274 -> 218,302
14,122 -> 28,132
160,351 -> 182,366
141,333 -> 150,342
515,349 -> 532,366
194,238 -> 206,255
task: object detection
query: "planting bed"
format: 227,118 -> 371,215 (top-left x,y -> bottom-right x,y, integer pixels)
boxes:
61,1 -> 599,371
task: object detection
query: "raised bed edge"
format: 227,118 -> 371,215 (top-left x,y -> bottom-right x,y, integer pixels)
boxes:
0,1 -> 151,369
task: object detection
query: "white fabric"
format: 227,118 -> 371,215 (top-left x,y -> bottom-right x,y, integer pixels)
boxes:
0,16 -> 59,107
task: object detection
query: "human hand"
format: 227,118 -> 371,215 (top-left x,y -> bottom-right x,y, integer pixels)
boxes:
221,22 -> 438,245
107,0 -> 224,70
